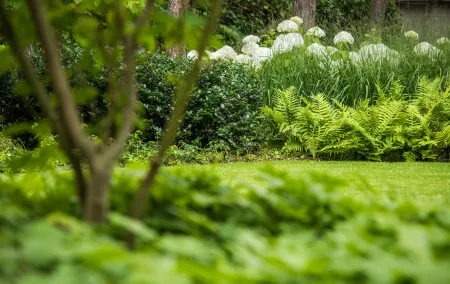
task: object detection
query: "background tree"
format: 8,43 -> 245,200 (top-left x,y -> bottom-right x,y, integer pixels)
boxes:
292,0 -> 316,28
370,0 -> 389,25
167,0 -> 189,57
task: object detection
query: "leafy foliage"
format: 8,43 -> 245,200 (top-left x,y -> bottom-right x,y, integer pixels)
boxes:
1,166 -> 450,283
260,46 -> 450,107
136,53 -> 266,151
263,79 -> 450,161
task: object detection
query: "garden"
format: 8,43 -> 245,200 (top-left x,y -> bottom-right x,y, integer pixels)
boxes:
1,0 -> 450,283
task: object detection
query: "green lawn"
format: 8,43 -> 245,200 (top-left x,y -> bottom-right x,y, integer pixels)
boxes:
178,161 -> 450,204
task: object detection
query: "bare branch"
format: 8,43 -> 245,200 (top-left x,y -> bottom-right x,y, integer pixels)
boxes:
102,0 -> 138,162
0,1 -> 87,207
26,0 -> 96,159
127,0 -> 224,248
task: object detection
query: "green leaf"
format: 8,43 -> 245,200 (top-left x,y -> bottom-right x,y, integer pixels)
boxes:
108,212 -> 157,241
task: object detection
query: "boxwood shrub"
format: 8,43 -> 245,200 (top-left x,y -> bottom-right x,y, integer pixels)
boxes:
136,53 -> 266,151
1,50 -> 266,152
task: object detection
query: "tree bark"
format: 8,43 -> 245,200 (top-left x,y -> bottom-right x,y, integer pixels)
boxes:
370,0 -> 389,25
84,163 -> 113,223
292,0 -> 316,29
167,0 -> 188,57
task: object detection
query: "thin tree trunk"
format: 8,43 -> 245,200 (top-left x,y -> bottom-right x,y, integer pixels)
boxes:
370,0 -> 389,25
292,0 -> 316,29
167,0 -> 188,57
84,164 -> 113,223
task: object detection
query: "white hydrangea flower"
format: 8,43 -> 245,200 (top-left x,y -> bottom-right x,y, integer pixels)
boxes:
437,37 -> 450,45
333,31 -> 354,45
271,33 -> 304,54
359,44 -> 391,62
285,33 -> 304,47
349,51 -> 362,64
326,46 -> 339,55
306,27 -> 326,38
241,43 -> 259,55
290,16 -> 303,26
330,59 -> 344,69
211,45 -> 238,60
187,50 -> 199,60
404,30 -> 419,40
242,35 -> 260,44
253,47 -> 273,61
414,42 -> 441,57
234,54 -> 253,64
307,43 -> 327,56
277,20 -> 299,33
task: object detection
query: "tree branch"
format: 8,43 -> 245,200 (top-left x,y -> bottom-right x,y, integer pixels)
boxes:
127,0 -> 223,248
0,1 -> 87,208
102,0 -> 138,162
26,0 -> 96,160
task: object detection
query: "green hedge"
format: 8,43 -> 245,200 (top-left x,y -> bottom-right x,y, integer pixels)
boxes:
0,48 -> 265,151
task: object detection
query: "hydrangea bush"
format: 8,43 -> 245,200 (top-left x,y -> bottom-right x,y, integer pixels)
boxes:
186,19 -> 449,74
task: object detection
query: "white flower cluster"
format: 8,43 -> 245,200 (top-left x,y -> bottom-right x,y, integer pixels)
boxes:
188,19 -> 446,71
241,43 -> 259,55
359,44 -> 391,62
414,42 -> 441,57
234,54 -> 252,64
326,46 -> 338,55
271,33 -> 304,54
437,37 -> 450,45
242,35 -> 260,44
307,43 -> 327,56
210,45 -> 238,60
356,44 -> 400,65
404,30 -> 419,40
306,27 -> 326,38
290,16 -> 303,26
187,50 -> 199,60
333,31 -> 354,45
277,20 -> 299,33
349,51 -> 362,64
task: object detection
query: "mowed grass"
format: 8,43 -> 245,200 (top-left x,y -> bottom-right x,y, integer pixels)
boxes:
178,161 -> 450,205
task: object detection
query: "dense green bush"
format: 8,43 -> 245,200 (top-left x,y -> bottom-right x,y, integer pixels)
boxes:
1,166 -> 450,282
263,78 -> 450,161
1,48 -> 265,151
136,53 -> 266,151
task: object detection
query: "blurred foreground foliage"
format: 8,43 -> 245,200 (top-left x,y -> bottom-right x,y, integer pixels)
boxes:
1,166 -> 450,283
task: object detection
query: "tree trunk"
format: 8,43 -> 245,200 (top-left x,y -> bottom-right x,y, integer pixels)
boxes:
167,0 -> 189,57
292,0 -> 316,29
370,0 -> 389,25
84,163 -> 113,223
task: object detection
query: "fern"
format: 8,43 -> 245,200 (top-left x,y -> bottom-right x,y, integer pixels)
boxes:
264,77 -> 450,161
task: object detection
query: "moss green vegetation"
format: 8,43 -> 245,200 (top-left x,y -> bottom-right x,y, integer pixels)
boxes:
182,160 -> 450,204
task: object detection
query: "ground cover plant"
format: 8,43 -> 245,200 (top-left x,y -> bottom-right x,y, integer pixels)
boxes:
1,166 -> 450,283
